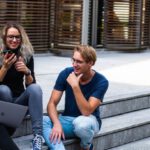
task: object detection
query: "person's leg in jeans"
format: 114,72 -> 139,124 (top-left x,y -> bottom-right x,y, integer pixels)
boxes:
0,85 -> 13,102
0,124 -> 19,150
0,84 -> 43,149
0,85 -> 19,149
73,115 -> 99,150
43,115 -> 76,150
15,83 -> 43,136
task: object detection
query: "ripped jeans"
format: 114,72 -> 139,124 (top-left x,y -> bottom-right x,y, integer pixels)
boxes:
43,114 -> 99,150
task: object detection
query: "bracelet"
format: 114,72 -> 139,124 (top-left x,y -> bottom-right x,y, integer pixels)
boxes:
25,69 -> 31,76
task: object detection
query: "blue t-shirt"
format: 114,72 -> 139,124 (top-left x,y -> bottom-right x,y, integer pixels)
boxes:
54,67 -> 109,127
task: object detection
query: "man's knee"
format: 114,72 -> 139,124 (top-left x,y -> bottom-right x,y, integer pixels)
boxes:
73,115 -> 92,127
73,116 -> 91,135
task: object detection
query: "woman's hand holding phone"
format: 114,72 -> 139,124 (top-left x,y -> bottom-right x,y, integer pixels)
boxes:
3,53 -> 17,70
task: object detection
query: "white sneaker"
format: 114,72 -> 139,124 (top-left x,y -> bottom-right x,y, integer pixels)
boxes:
31,134 -> 45,150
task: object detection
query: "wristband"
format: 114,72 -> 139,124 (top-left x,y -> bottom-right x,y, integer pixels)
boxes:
25,69 -> 31,76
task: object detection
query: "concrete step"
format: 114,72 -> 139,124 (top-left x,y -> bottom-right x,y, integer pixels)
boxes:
94,108 -> 150,150
13,135 -> 48,150
14,108 -> 150,150
100,93 -> 150,118
13,93 -> 150,138
108,137 -> 150,150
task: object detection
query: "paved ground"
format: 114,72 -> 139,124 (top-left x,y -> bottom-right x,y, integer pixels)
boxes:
34,48 -> 150,113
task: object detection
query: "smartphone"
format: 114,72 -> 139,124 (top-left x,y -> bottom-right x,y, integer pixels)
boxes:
2,49 -> 15,58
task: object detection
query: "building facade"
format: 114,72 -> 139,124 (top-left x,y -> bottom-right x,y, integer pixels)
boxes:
0,0 -> 150,53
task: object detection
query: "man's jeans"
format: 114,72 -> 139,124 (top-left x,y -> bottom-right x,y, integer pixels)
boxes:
43,114 -> 99,150
0,84 -> 43,135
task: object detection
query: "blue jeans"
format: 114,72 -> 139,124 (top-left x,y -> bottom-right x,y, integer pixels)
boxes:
0,84 -> 43,135
43,114 -> 99,150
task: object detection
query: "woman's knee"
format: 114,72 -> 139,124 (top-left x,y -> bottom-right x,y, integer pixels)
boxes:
26,83 -> 42,95
0,85 -> 11,95
0,85 -> 12,101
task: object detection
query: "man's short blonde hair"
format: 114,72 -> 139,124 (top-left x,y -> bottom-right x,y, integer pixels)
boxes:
74,45 -> 97,65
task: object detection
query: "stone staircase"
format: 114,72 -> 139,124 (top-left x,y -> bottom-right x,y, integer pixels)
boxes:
13,92 -> 150,150
109,137 -> 150,150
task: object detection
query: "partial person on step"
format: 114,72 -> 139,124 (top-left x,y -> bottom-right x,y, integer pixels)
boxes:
0,22 -> 44,150
43,45 -> 109,150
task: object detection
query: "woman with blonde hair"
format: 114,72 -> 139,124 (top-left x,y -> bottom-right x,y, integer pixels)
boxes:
0,22 -> 43,150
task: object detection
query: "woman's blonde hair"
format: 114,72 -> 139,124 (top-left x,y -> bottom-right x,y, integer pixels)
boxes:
0,22 -> 34,63
74,45 -> 97,65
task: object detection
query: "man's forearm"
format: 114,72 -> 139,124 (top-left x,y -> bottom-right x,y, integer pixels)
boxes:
48,102 -> 60,124
72,85 -> 91,115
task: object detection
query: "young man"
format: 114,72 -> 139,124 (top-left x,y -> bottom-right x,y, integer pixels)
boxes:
43,45 -> 109,150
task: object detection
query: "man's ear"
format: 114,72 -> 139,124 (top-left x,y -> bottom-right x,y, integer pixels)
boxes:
88,61 -> 94,67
